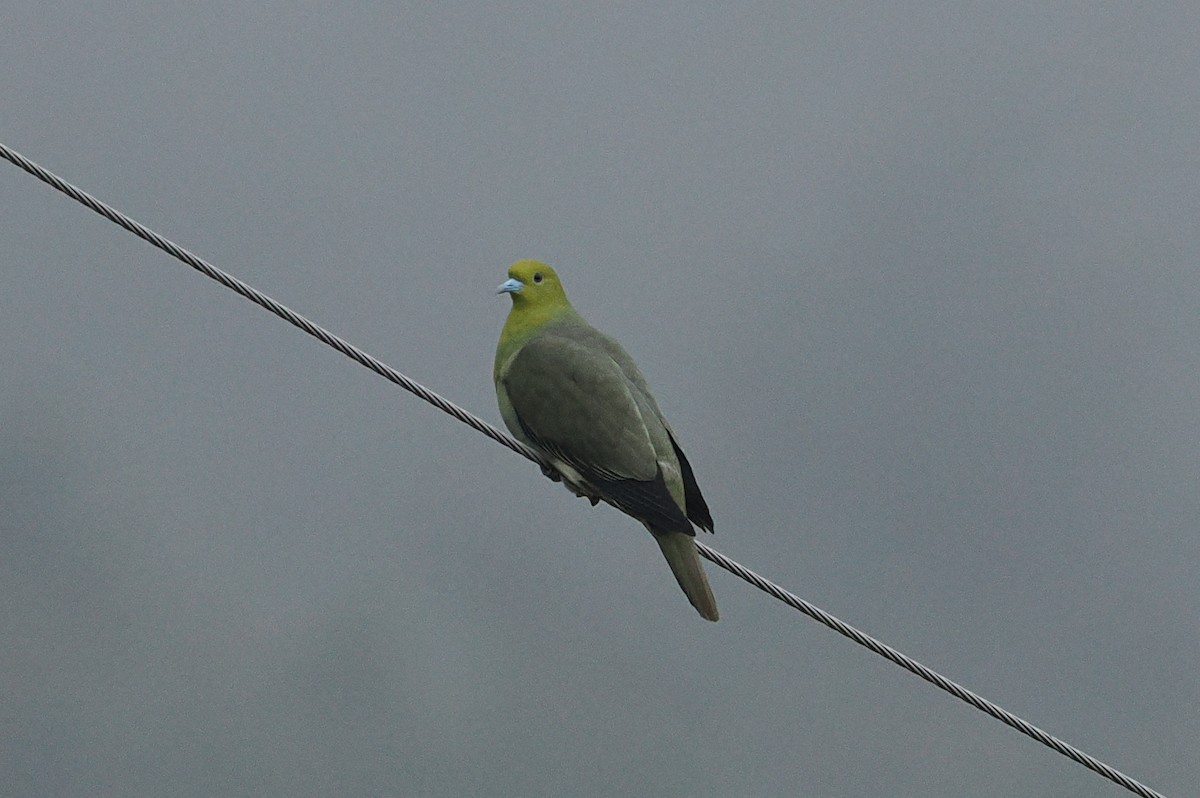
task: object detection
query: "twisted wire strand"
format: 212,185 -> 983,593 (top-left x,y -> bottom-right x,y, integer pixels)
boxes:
0,141 -> 1168,798
693,542 -> 1165,798
0,143 -> 545,468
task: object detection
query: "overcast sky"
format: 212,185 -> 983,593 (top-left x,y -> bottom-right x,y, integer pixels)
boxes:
2,4 -> 1198,797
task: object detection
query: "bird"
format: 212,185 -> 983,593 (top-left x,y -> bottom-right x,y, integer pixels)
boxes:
494,259 -> 719,621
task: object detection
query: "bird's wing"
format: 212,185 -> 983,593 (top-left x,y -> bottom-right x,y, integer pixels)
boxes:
501,334 -> 692,531
587,331 -> 714,533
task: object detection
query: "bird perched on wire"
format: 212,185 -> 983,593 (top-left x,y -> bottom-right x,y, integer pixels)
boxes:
494,259 -> 718,621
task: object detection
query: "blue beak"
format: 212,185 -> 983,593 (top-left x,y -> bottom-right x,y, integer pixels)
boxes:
497,278 -> 524,295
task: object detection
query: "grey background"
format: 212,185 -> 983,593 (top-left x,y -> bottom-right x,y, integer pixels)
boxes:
2,4 -> 1197,796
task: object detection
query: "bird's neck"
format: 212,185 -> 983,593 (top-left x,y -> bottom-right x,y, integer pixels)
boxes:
494,302 -> 579,378
504,301 -> 576,340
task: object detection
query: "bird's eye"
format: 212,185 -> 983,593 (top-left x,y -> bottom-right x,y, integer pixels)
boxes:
532,272 -> 544,284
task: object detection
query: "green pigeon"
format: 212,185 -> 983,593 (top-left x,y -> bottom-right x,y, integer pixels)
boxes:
494,259 -> 719,621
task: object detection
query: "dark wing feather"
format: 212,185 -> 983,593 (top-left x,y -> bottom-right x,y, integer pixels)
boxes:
669,432 -> 713,533
586,467 -> 693,535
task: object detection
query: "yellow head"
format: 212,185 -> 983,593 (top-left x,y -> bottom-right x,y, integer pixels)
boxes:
496,259 -> 570,309
494,260 -> 578,380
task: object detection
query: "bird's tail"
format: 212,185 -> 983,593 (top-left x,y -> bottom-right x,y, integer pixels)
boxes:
653,530 -> 719,621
